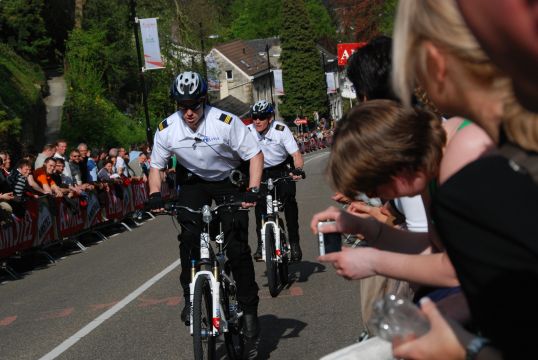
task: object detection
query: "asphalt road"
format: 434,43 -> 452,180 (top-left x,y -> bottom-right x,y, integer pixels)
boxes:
0,149 -> 364,360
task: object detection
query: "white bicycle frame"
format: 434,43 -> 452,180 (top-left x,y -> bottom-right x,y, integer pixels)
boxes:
188,210 -> 231,337
261,178 -> 283,263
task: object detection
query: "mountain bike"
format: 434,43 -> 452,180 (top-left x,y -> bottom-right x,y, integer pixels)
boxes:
165,201 -> 246,360
259,175 -> 295,297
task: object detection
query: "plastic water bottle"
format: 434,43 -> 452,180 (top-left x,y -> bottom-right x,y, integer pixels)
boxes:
368,294 -> 430,342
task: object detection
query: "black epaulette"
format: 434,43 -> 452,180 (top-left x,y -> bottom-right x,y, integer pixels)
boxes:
158,119 -> 168,131
219,113 -> 233,125
275,124 -> 285,131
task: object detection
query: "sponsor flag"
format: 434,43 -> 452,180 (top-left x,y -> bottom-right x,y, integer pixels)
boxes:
139,18 -> 165,70
273,70 -> 284,96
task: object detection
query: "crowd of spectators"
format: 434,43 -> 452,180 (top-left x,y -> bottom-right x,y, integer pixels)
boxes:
294,126 -> 334,153
0,141 -> 151,226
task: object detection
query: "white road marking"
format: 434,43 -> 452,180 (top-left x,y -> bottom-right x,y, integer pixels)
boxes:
38,258 -> 182,360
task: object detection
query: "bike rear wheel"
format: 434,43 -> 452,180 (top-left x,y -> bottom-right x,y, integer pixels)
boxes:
193,276 -> 216,360
265,224 -> 279,297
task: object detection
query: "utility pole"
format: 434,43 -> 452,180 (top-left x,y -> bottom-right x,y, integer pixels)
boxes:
129,0 -> 153,146
321,51 -> 331,121
265,43 -> 274,106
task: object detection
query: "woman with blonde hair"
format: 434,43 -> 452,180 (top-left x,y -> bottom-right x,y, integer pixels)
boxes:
389,0 -> 538,359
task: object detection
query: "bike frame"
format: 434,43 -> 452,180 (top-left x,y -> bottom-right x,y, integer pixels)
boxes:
261,177 -> 287,263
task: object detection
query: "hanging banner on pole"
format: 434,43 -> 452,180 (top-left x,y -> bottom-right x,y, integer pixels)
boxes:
325,72 -> 337,94
273,70 -> 284,96
139,18 -> 165,70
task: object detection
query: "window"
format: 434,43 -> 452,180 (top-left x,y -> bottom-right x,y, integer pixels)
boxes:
226,70 -> 233,80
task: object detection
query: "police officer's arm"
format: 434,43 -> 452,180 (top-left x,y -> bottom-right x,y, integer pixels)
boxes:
148,167 -> 162,195
148,126 -> 171,209
248,151 -> 263,189
291,150 -> 304,169
282,125 -> 304,178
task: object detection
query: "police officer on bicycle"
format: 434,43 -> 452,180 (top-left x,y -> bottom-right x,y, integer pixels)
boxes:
148,71 -> 264,339
247,100 -> 305,262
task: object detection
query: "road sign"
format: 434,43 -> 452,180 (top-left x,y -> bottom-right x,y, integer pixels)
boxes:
294,118 -> 308,125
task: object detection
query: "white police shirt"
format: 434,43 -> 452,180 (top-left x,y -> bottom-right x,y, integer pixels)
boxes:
247,121 -> 299,168
151,105 -> 261,181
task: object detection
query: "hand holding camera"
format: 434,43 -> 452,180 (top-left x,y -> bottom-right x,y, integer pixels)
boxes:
317,221 -> 342,256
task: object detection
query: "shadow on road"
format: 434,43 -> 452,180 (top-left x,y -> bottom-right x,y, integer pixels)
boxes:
256,314 -> 307,359
289,260 -> 326,283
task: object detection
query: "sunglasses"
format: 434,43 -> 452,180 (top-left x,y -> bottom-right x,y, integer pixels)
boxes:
252,114 -> 270,121
178,102 -> 203,111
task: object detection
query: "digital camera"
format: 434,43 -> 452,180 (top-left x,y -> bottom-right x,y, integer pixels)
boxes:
317,221 -> 342,255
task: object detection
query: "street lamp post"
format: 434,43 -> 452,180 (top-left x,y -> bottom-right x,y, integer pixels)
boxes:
129,0 -> 152,146
321,52 -> 331,121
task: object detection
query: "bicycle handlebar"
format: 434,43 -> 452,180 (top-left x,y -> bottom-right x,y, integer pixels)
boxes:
164,201 -> 244,214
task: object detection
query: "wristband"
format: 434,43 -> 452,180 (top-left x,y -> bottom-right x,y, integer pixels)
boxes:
150,192 -> 161,198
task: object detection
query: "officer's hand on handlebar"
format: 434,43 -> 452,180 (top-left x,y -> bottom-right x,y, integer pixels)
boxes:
147,192 -> 165,212
241,188 -> 261,208
290,167 -> 306,181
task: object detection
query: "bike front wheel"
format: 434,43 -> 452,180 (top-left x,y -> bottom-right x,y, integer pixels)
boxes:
193,276 -> 216,360
222,279 -> 244,359
265,224 -> 279,297
279,228 -> 289,285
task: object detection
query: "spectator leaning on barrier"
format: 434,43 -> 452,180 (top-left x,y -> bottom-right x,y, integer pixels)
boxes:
97,160 -> 114,182
35,144 -> 56,169
8,159 -> 32,199
69,150 -> 83,186
88,149 -> 99,182
34,157 -> 63,197
77,143 -> 90,183
54,139 -> 72,180
128,152 -> 148,180
0,151 -> 11,176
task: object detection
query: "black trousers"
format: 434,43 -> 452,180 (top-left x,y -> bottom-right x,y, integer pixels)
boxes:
176,177 -> 259,311
254,168 -> 300,246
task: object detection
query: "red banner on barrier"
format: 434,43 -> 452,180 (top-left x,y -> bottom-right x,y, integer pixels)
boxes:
37,197 -> 56,246
56,198 -> 86,238
0,205 -> 35,258
0,180 -> 168,260
131,180 -> 148,209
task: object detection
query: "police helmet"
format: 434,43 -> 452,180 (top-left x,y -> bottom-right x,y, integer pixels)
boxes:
250,100 -> 274,118
170,71 -> 208,102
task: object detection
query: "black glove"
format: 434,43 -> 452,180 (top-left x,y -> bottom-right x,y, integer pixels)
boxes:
292,167 -> 306,179
147,192 -> 164,210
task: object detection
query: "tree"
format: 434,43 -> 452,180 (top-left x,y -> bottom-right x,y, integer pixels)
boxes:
278,0 -> 328,122
0,0 -> 52,62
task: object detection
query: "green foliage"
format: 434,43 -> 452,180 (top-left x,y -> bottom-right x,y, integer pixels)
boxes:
228,0 -> 335,41
305,0 -> 336,41
378,0 -> 397,36
0,0 -> 52,62
62,29 -> 145,148
279,0 -> 328,121
0,43 -> 46,152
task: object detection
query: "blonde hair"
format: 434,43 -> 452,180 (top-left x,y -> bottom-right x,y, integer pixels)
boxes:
503,98 -> 538,152
392,0 -> 499,107
392,0 -> 538,150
